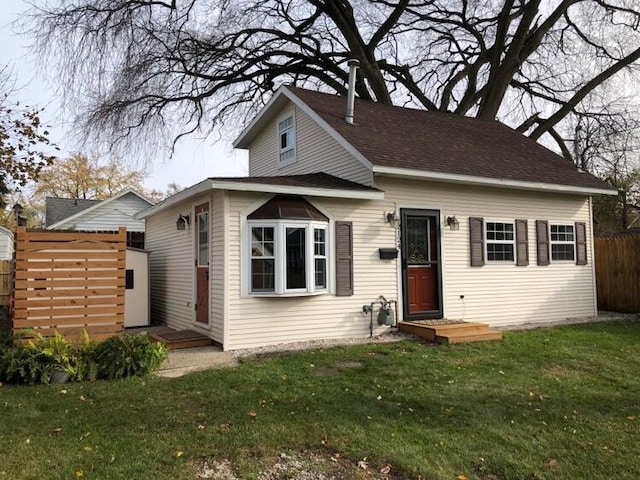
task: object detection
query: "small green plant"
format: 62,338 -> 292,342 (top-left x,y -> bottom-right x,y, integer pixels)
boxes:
0,344 -> 48,384
93,333 -> 167,379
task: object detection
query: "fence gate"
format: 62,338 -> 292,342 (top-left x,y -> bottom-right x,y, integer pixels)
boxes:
13,227 -> 126,341
594,235 -> 640,313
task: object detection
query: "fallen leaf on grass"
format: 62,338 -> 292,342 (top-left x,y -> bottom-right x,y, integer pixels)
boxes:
457,475 -> 468,480
544,459 -> 558,470
380,464 -> 392,474
75,471 -> 83,477
248,410 -> 257,417
175,450 -> 184,458
626,415 -> 636,420
51,428 -> 62,434
357,458 -> 368,470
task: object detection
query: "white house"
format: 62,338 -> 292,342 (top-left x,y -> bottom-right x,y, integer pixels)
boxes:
0,226 -> 13,261
46,188 -> 154,248
136,80 -> 615,351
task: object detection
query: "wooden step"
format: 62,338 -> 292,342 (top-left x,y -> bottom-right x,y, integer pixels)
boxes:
398,320 -> 502,344
437,331 -> 503,344
150,329 -> 213,350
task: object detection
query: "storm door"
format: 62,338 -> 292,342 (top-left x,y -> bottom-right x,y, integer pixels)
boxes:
401,209 -> 443,319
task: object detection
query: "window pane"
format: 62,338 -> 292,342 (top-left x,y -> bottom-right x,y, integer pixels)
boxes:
314,228 -> 326,256
251,259 -> 275,292
487,243 -> 514,261
251,227 -> 274,257
286,227 -> 306,289
315,258 -> 326,288
552,244 -> 575,261
198,212 -> 208,265
406,217 -> 429,264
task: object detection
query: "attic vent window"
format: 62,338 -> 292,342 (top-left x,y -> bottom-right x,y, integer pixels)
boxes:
278,114 -> 296,165
247,196 -> 329,296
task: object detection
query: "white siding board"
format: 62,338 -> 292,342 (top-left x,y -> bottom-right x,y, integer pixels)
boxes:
249,104 -> 373,186
56,193 -> 150,231
378,177 -> 596,328
146,194 -> 215,335
224,191 -> 396,350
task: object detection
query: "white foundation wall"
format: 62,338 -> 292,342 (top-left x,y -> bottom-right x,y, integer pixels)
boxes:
378,177 -> 596,327
145,194 -> 222,340
224,191 -> 397,350
248,103 -> 373,186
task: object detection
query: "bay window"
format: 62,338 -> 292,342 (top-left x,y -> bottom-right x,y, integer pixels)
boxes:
247,195 -> 330,295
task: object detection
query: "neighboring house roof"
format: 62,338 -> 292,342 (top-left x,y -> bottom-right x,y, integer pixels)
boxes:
234,86 -> 615,196
136,173 -> 383,219
46,188 -> 154,230
45,197 -> 101,227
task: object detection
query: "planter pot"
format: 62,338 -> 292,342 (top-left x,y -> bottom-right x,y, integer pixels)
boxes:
49,367 -> 70,384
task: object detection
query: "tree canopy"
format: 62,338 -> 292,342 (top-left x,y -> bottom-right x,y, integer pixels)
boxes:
34,153 -> 146,200
28,0 -> 640,160
0,67 -> 56,210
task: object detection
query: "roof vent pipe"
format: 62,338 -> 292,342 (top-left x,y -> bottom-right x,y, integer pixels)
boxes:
345,59 -> 360,124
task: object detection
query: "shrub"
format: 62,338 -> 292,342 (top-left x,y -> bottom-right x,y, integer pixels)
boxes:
0,332 -> 167,384
93,333 -> 167,379
0,345 -> 48,385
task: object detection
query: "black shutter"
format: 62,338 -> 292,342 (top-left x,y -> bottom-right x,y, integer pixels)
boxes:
515,219 -> 529,266
469,217 -> 484,267
575,222 -> 587,265
536,220 -> 550,266
335,221 -> 353,296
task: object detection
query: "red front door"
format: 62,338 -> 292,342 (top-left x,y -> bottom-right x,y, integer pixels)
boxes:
195,203 -> 209,324
401,209 -> 442,319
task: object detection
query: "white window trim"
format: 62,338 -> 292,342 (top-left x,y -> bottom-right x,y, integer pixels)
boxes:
484,220 -> 516,263
247,219 -> 331,296
549,223 -> 576,262
277,110 -> 296,168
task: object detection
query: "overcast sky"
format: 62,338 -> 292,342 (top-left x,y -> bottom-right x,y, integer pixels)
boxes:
0,0 -> 248,193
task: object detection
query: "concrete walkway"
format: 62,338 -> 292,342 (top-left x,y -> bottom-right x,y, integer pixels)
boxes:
157,346 -> 239,378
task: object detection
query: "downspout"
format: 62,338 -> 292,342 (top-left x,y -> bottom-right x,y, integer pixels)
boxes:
345,59 -> 360,125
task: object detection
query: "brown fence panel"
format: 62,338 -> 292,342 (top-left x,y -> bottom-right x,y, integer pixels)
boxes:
0,260 -> 12,307
12,227 -> 126,341
595,235 -> 640,313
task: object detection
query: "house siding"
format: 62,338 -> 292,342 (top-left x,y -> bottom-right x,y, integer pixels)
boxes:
248,104 -> 373,186
377,177 -> 596,328
56,192 -> 151,231
146,194 -> 221,340
224,191 -> 395,350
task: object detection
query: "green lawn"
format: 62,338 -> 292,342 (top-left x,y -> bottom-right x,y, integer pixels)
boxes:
1,320 -> 639,479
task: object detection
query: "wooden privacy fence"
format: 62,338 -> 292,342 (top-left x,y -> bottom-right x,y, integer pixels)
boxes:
0,260 -> 12,307
13,227 -> 126,341
594,235 -> 640,313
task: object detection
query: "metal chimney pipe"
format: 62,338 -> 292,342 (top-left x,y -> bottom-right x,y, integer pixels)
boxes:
345,59 -> 360,124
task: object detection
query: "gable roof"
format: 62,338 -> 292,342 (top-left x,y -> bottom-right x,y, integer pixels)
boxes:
46,188 -> 154,230
45,197 -> 101,227
235,86 -> 615,195
136,172 -> 383,219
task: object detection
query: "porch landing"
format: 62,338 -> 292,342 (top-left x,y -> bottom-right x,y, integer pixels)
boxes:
398,320 -> 503,344
148,327 -> 213,350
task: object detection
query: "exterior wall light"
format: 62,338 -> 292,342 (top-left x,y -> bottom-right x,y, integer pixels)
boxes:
385,211 -> 398,227
176,214 -> 190,230
446,215 -> 460,230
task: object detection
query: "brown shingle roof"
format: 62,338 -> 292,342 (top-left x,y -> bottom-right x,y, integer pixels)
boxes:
208,172 -> 381,192
287,87 -> 612,192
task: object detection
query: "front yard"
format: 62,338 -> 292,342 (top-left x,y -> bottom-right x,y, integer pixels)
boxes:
1,320 -> 639,479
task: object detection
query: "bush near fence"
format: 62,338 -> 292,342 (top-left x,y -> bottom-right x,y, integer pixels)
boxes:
594,234 -> 640,313
12,227 -> 126,341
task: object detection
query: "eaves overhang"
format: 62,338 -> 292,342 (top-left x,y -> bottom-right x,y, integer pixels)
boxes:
373,166 -> 618,197
135,179 -> 384,220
